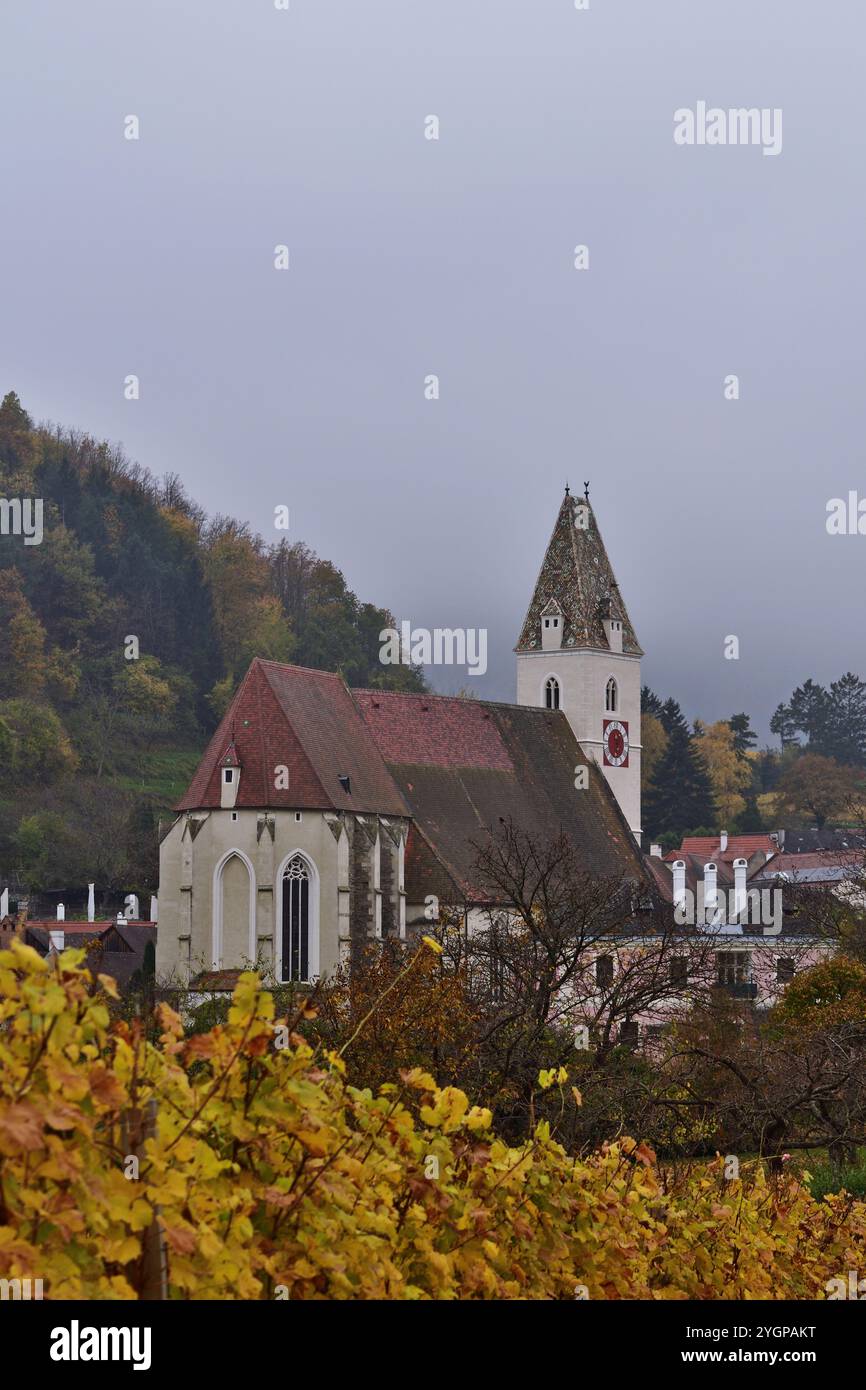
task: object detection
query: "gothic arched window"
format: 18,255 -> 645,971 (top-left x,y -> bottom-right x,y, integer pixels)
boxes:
545,676 -> 560,710
281,855 -> 310,982
605,677 -> 618,713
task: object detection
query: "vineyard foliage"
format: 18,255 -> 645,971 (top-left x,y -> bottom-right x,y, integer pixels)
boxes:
0,939 -> 863,1300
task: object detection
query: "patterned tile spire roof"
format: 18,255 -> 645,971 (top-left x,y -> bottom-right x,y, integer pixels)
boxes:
514,488 -> 642,656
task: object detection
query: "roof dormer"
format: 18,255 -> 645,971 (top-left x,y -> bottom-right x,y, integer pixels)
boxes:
603,615 -> 623,653
540,599 -> 563,651
220,742 -> 241,810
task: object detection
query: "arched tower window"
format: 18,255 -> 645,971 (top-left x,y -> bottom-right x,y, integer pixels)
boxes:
281,855 -> 311,982
545,676 -> 560,710
605,677 -> 618,712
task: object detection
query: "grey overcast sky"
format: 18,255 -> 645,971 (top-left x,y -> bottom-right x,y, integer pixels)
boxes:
1,1 -> 863,737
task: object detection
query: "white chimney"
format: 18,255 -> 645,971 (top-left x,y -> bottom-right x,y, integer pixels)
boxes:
733,857 -> 748,921
56,903 -> 65,922
49,928 -> 64,954
703,862 -> 721,925
87,883 -> 95,923
1,887 -> 8,918
650,844 -> 662,858
719,830 -> 728,853
149,895 -> 158,924
672,860 -> 687,909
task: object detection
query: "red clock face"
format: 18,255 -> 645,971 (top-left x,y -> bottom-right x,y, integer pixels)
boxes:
603,719 -> 629,767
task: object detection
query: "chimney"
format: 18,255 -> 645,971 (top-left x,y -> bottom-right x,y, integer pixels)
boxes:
650,844 -> 662,858
703,862 -> 721,924
56,903 -> 65,922
672,860 -> 687,910
719,830 -> 728,853
733,858 -> 748,921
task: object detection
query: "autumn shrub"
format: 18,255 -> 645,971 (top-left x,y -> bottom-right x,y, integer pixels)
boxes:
2,937 -> 866,1300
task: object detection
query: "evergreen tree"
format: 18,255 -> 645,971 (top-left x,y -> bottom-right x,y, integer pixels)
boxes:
643,699 -> 717,840
728,711 -> 757,757
772,674 -> 866,767
770,702 -> 798,748
825,673 -> 866,766
641,686 -> 664,719
789,679 -> 832,750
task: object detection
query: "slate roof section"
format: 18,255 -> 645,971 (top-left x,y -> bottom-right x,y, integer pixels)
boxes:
176,659 -> 409,816
353,690 -> 647,899
778,829 -> 866,854
514,491 -> 642,656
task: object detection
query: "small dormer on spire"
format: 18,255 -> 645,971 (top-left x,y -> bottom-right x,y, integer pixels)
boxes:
601,582 -> 623,654
540,598 -> 563,651
220,738 -> 241,810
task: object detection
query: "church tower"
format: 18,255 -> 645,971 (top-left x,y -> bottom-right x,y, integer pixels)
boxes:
515,488 -> 643,839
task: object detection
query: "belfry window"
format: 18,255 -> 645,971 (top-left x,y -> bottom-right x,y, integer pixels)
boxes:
605,677 -> 618,712
545,676 -> 560,710
281,855 -> 310,983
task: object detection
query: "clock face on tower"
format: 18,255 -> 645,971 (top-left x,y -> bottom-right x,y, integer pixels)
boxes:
603,719 -> 629,768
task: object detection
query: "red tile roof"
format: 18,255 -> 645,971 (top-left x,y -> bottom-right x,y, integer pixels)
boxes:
176,660 -> 408,815
351,690 -> 514,771
664,834 -> 777,863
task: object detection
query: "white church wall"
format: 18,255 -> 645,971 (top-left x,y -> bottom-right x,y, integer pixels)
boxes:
157,809 -> 345,983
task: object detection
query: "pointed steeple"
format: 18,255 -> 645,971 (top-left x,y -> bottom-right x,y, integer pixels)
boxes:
514,489 -> 642,656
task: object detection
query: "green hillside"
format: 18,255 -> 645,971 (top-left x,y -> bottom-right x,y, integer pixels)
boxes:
0,391 -> 425,900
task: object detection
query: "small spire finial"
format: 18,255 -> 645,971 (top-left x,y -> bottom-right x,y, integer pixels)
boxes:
564,481 -> 570,497
583,480 -> 590,501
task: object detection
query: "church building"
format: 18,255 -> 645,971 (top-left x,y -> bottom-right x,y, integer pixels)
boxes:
155,491 -> 645,987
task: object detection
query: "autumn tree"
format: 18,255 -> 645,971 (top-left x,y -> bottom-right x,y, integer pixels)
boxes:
774,752 -> 864,830
694,719 -> 753,825
0,699 -> 78,785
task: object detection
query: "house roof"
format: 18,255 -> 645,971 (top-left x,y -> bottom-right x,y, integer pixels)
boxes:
176,659 -> 409,816
751,850 -> 864,883
514,490 -> 642,656
778,828 -> 866,854
642,856 -> 818,937
23,922 -> 157,988
665,834 -> 778,864
646,853 -> 740,901
353,689 -> 646,899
